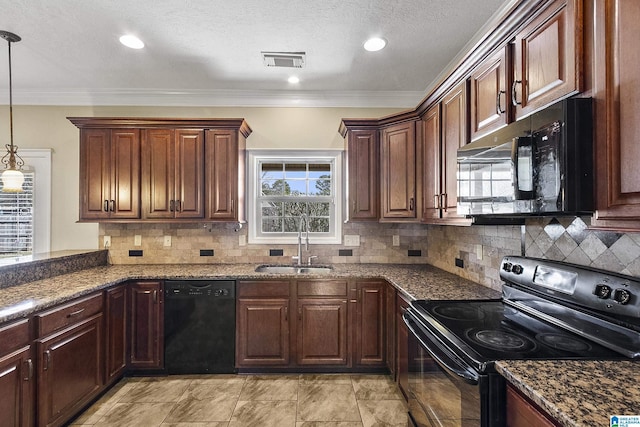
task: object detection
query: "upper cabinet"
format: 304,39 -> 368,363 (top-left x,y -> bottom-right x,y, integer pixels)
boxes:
79,128 -> 140,220
591,0 -> 640,229
470,46 -> 510,140
344,128 -> 379,221
381,121 -> 421,221
512,0 -> 583,118
69,118 -> 251,223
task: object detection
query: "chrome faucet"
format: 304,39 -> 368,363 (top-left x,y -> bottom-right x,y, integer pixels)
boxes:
292,213 -> 310,266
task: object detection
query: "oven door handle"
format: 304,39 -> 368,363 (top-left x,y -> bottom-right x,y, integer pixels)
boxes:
403,311 -> 479,385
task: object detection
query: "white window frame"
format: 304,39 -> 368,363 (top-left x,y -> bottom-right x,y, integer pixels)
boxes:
247,150 -> 343,245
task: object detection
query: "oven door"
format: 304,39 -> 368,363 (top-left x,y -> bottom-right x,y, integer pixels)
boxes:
403,308 -> 504,427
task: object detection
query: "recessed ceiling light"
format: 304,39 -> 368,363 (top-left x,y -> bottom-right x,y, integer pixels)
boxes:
288,76 -> 300,84
119,34 -> 145,49
364,37 -> 387,52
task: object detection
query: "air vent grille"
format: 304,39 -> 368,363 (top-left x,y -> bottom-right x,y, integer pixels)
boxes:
262,51 -> 306,68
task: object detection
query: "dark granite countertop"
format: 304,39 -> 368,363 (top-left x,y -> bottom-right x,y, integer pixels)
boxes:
0,263 -> 500,324
496,360 -> 640,427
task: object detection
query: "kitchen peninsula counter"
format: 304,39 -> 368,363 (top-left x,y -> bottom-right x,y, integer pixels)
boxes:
0,262 -> 500,324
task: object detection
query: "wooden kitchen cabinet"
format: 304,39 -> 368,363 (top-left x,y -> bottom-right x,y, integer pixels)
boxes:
591,0 -> 640,229
236,280 -> 291,367
381,121 -> 420,221
0,319 -> 33,427
385,283 -> 396,377
354,280 -> 386,367
78,128 -> 140,220
396,292 -> 410,401
35,293 -> 104,427
470,46 -> 511,140
296,280 -> 348,366
205,129 -> 245,221
344,128 -> 379,221
423,83 -> 471,224
506,384 -> 558,427
105,284 -> 127,385
512,0 -> 583,119
129,281 -> 163,370
142,129 -> 204,219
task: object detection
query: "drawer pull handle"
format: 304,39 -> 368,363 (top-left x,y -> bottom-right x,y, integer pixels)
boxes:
67,308 -> 85,318
24,359 -> 33,381
104,200 -> 109,212
284,306 -> 288,321
511,80 -> 522,106
44,350 -> 51,371
153,290 -> 158,303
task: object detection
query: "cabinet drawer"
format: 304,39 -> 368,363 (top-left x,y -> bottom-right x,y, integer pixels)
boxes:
35,293 -> 103,337
297,280 -> 347,297
238,281 -> 290,297
0,318 -> 30,355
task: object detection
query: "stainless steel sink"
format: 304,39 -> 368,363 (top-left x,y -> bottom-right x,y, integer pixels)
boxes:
255,265 -> 333,274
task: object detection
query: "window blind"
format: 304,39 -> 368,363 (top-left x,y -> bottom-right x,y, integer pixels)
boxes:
0,172 -> 34,257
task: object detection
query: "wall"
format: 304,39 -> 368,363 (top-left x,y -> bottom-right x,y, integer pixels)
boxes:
0,105 -> 401,251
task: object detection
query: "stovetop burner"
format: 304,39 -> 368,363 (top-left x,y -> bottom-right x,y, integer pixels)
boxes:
432,305 -> 485,321
536,333 -> 592,352
466,328 -> 537,353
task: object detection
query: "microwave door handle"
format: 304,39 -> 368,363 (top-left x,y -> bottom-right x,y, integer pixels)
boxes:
403,312 -> 479,385
513,136 -> 534,200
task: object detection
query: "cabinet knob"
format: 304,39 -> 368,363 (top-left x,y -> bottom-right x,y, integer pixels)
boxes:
409,198 -> 415,211
176,200 -> 181,212
169,200 -> 175,212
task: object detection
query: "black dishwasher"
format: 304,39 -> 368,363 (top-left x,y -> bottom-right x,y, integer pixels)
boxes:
164,280 -> 236,374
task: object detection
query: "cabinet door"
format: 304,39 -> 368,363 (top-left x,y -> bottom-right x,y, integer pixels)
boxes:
37,315 -> 103,427
346,129 -> 379,221
105,285 -> 127,384
297,299 -> 348,365
174,130 -> 204,218
79,129 -> 111,220
0,347 -> 33,427
129,281 -> 163,370
396,294 -> 410,401
470,47 -> 510,140
381,122 -> 417,220
354,281 -> 386,367
422,104 -> 442,222
385,283 -> 396,377
506,384 -> 556,427
142,129 -> 175,219
236,298 -> 290,366
592,0 -> 640,228
205,129 -> 238,220
513,0 -> 582,118
109,129 -> 140,219
441,82 -> 469,221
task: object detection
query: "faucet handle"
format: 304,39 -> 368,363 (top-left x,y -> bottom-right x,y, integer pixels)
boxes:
307,255 -> 318,265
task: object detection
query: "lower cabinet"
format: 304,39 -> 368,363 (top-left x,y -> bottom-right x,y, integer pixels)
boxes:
105,284 -> 128,384
354,281 -> 386,367
297,298 -> 348,366
506,384 -> 557,427
37,314 -> 103,427
396,292 -> 411,400
236,280 -> 291,367
0,319 -> 33,427
129,281 -> 164,370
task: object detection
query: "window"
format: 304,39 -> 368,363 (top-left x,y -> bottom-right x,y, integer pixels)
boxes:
0,172 -> 34,257
248,151 -> 342,244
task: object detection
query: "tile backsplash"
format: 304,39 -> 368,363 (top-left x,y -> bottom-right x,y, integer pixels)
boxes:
101,216 -> 640,291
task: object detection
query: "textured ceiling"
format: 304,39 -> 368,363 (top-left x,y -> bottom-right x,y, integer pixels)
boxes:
0,0 -> 512,107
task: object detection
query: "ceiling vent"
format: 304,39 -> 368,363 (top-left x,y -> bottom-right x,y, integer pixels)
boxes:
262,51 -> 306,68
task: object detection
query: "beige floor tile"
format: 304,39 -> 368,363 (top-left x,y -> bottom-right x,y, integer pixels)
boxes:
238,375 -> 299,401
118,377 -> 192,403
297,384 -> 361,422
357,400 -> 408,427
296,423 -> 364,427
351,375 -> 403,400
299,374 -> 353,385
69,379 -> 139,424
162,422 -> 230,426
229,400 -> 297,427
163,377 -> 245,422
93,402 -> 175,427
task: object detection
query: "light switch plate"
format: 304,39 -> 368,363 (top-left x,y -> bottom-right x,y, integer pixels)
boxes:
103,235 -> 111,248
134,235 -> 142,246
344,235 -> 360,246
392,235 -> 400,246
163,236 -> 172,247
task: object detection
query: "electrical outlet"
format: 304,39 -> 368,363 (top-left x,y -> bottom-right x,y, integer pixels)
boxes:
392,235 -> 400,246
163,236 -> 171,247
103,235 -> 111,248
134,235 -> 142,246
455,258 -> 464,268
344,235 -> 360,246
476,244 -> 483,260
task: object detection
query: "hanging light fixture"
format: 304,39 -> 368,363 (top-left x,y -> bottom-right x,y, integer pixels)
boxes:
0,30 -> 24,193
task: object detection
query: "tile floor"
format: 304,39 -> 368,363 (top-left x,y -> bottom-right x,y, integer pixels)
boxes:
69,374 -> 408,427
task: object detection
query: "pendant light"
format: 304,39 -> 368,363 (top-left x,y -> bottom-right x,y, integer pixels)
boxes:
0,30 -> 24,193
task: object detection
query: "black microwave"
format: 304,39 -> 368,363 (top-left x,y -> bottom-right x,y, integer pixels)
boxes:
457,98 -> 593,217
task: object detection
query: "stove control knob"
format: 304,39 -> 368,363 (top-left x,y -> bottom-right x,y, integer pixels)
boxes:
511,264 -> 524,275
502,262 -> 513,272
613,289 -> 632,305
594,284 -> 612,299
